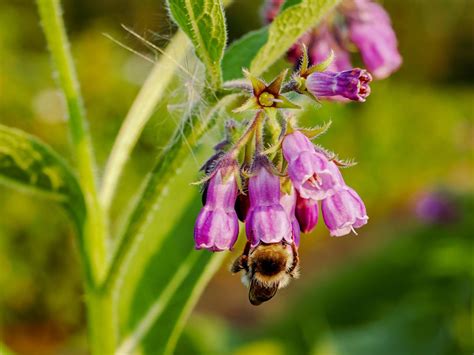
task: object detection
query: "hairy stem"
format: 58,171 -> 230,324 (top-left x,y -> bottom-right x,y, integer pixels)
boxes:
102,93 -> 238,292
229,111 -> 262,156
254,110 -> 265,153
36,0 -> 112,352
100,30 -> 190,213
87,288 -> 117,355
36,0 -> 107,286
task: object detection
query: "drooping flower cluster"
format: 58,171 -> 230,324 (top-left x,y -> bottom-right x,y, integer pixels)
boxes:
194,124 -> 368,250
192,47 -> 375,304
263,0 -> 402,79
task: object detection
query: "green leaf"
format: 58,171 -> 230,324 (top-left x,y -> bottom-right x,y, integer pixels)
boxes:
114,148 -> 226,354
167,0 -> 227,88
222,27 -> 269,81
281,0 -> 304,11
0,124 -> 85,231
222,0 -> 340,81
250,0 -> 341,76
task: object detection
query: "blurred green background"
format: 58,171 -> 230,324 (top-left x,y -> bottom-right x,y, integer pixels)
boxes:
0,0 -> 472,354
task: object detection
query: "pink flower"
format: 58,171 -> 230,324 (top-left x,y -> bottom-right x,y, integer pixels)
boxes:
194,160 -> 239,251
282,131 -> 341,200
346,0 -> 402,79
245,158 -> 292,248
321,186 -> 368,236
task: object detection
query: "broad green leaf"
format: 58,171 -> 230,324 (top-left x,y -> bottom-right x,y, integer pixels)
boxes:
281,0 -> 304,11
222,27 -> 269,81
250,0 -> 341,76
0,124 -> 85,233
115,147 -> 226,354
167,0 -> 227,88
222,0 -> 339,81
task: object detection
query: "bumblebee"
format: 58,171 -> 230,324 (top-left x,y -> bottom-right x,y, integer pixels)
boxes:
231,241 -> 299,305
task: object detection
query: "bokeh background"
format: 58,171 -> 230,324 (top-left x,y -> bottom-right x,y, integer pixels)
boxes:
0,0 -> 472,354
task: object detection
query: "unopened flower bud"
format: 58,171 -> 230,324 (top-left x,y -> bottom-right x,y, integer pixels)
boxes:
306,69 -> 372,102
235,192 -> 250,222
295,193 -> 319,233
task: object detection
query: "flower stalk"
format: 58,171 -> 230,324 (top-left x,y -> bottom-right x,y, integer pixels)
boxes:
36,0 -> 113,352
36,0 -> 107,289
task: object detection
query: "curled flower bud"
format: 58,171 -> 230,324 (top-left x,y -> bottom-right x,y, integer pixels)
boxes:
194,160 -> 239,251
282,131 -> 341,200
245,159 -> 292,248
295,193 -> 319,233
280,186 -> 301,247
306,69 -> 372,102
346,0 -> 402,79
321,186 -> 368,236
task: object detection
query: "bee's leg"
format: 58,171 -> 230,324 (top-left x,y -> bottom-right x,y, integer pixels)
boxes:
287,242 -> 300,277
230,241 -> 251,273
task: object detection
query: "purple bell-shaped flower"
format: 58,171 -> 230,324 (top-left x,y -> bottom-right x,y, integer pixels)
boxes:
194,159 -> 240,251
245,158 -> 292,248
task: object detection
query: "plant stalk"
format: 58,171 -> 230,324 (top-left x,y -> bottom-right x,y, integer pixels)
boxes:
36,0 -> 107,285
87,288 -> 117,355
37,0 -> 112,352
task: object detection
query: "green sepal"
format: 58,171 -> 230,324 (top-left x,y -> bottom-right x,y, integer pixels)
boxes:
274,94 -> 301,109
299,121 -> 332,140
262,136 -> 283,156
307,49 -> 335,74
280,177 -> 293,195
235,69 -> 300,113
285,116 -> 297,134
298,47 -> 335,77
243,69 -> 267,96
233,97 -> 259,113
267,69 -> 288,96
333,157 -> 358,168
299,44 -> 310,74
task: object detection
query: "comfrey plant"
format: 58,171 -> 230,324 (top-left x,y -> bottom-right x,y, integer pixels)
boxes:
194,50 -> 370,304
0,0 -> 399,353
